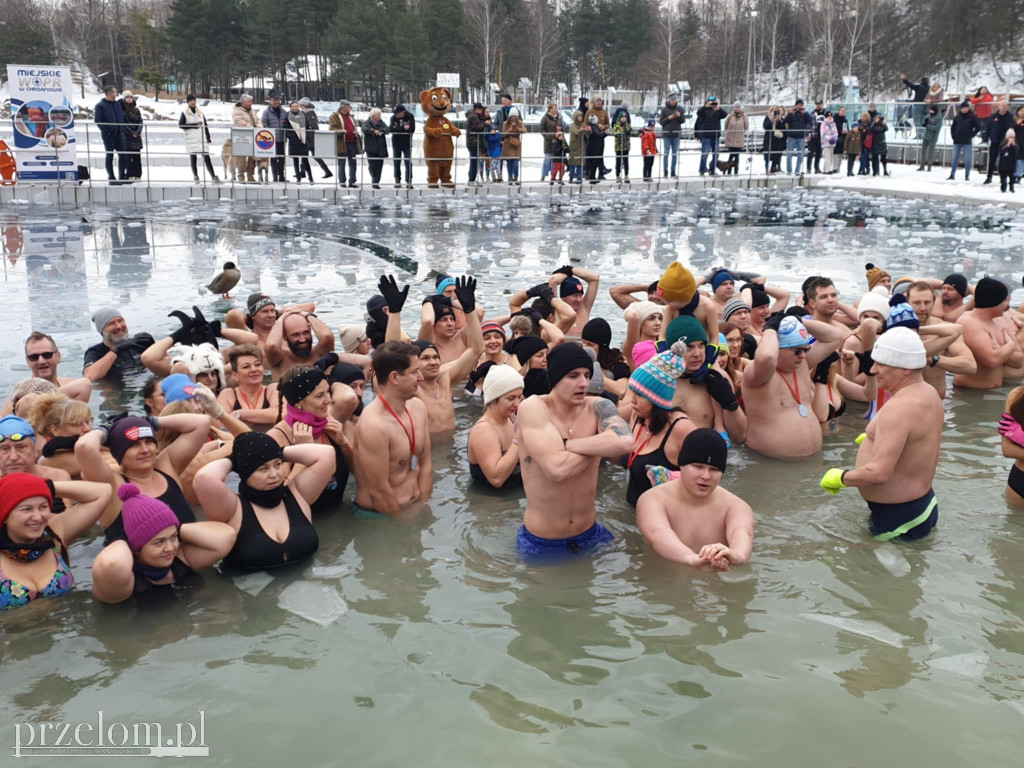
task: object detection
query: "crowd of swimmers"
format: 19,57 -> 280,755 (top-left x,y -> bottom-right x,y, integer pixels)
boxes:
3,257 -> 1023,610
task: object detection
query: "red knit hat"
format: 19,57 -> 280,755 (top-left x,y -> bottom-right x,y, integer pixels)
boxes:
117,483 -> 180,551
0,473 -> 53,528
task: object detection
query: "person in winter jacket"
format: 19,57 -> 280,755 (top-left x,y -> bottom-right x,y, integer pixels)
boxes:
806,98 -> 826,172
232,94 -> 259,183
95,86 -> 126,183
819,112 -> 838,174
300,97 -> 333,180
924,83 -> 945,113
722,103 -> 748,175
501,109 -> 526,184
948,101 -> 981,180
900,74 -> 930,126
641,119 -> 658,181
120,90 -> 143,181
868,113 -> 889,177
328,101 -> 363,188
551,126 -> 568,184
1014,107 -> 1024,182
361,108 -> 389,188
762,105 -> 786,174
998,129 -> 1018,192
484,109 -> 503,182
584,115 -> 608,182
695,97 -> 727,175
984,100 -> 1015,184
539,103 -> 563,181
843,123 -> 863,177
179,94 -> 220,183
783,99 -> 815,174
917,104 -> 942,171
612,111 -> 637,182
389,104 -> 415,187
584,97 -> 609,130
464,102 -> 486,185
856,112 -> 872,174
286,101 -> 313,183
834,106 -> 850,146
568,110 -> 586,184
611,101 -> 631,127
659,92 -> 685,176
971,86 -> 994,131
260,93 -> 287,182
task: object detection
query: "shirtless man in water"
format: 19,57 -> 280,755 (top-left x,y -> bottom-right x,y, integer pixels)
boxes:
516,343 -> 633,559
546,265 -> 600,336
637,429 -> 754,570
265,308 -> 336,380
931,274 -> 972,322
906,282 -> 976,397
742,313 -> 844,459
821,327 -> 943,541
352,341 -> 431,517
226,293 -> 316,353
955,276 -> 1023,389
384,275 -> 484,432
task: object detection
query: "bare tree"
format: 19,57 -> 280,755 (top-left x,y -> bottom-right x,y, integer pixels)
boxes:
463,0 -> 507,90
528,0 -> 561,101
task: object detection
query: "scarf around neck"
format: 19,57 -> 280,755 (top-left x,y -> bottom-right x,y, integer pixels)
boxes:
285,403 -> 327,439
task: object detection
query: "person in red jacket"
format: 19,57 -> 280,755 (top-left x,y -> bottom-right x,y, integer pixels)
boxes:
971,86 -> 994,132
641,120 -> 658,182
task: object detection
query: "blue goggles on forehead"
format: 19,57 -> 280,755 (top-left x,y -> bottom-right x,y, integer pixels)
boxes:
0,433 -> 34,443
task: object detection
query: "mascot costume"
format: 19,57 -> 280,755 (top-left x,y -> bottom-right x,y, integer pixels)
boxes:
420,87 -> 461,188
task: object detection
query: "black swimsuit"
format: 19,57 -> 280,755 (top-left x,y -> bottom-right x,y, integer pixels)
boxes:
469,454 -> 522,490
269,428 -> 350,514
625,418 -> 685,507
223,487 -> 319,570
106,470 -> 196,545
132,557 -> 198,597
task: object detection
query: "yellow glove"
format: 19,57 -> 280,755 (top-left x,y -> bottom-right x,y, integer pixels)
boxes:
820,468 -> 848,495
854,432 -> 867,445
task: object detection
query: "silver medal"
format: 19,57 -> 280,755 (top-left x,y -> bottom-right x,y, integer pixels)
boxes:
797,403 -> 810,418
411,455 -> 418,470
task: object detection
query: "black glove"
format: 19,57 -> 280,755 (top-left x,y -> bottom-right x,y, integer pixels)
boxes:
378,275 -> 408,313
132,332 -> 156,350
813,351 -> 839,385
525,282 -> 550,299
784,305 -> 809,318
466,360 -> 497,393
189,306 -> 216,348
552,265 -> 574,278
514,308 -> 543,324
44,478 -> 57,501
209,320 -> 222,340
41,435 -> 79,457
114,339 -> 140,355
314,352 -> 339,372
454,276 -> 477,314
168,310 -> 193,344
856,349 -> 876,376
703,369 -> 739,411
763,312 -> 785,334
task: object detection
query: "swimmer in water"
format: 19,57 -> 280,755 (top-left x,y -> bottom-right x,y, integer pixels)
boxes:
955,277 -> 1023,389
545,265 -> 601,336
265,308 -> 336,380
636,428 -> 753,570
467,365 -> 524,489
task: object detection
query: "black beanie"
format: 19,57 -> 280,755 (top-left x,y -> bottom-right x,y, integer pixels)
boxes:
801,275 -> 820,302
414,339 -> 438,356
750,289 -> 771,308
433,297 -> 456,322
546,342 -> 594,390
582,318 -> 612,348
506,334 -> 547,365
329,362 -> 365,386
247,292 -> 274,317
943,273 -> 968,298
280,367 -> 326,405
677,428 -> 728,472
231,432 -> 285,480
973,276 -> 1008,309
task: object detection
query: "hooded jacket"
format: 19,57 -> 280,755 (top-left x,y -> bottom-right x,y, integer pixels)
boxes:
723,110 -> 748,148
569,112 -> 586,164
922,111 -> 942,140
539,110 -> 563,155
659,99 -> 685,138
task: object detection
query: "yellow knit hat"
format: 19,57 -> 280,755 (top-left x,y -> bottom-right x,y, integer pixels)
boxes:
655,262 -> 697,304
865,262 -> 891,291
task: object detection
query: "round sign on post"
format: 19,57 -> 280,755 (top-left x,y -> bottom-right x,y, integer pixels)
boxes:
254,129 -> 276,158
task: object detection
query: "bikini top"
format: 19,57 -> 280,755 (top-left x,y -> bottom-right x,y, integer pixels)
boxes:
0,545 -> 74,610
224,487 -> 319,570
230,387 -> 271,411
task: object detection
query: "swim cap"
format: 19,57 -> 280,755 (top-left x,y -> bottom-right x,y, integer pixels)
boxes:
546,343 -> 593,390
481,321 -> 507,340
230,432 -> 285,481
107,417 -> 156,464
91,307 -> 123,335
776,316 -> 811,349
118,483 -> 180,552
629,344 -> 687,409
280,367 -> 326,406
750,289 -> 771,308
664,315 -> 708,347
506,335 -> 547,366
435,275 -> 456,295
560,277 -> 584,298
247,293 -> 274,316
677,428 -> 727,472
632,301 -> 662,324
973,276 -> 1008,309
865,263 -> 891,291
886,294 -> 920,330
655,263 -> 697,304
0,473 -> 53,528
0,415 -> 35,442
722,297 -> 750,320
857,291 -> 890,319
582,318 -> 612,348
943,273 -> 968,297
872,326 -> 926,370
710,270 -> 735,292
483,364 -> 524,406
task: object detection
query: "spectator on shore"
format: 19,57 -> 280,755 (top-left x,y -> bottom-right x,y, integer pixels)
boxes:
695,96 -> 727,176
641,119 -> 658,181
95,86 -> 126,184
584,114 -> 608,183
984,100 -> 1014,185
568,110 -> 585,184
998,129 -> 1018,193
585,97 -> 609,130
232,94 -> 258,184
659,92 -> 685,177
722,102 -> 747,176
612,110 -> 637,182
762,104 -> 786,174
390,104 -> 415,188
925,82 -> 945,114
329,101 -> 362,189
819,112 -> 838,175
843,122 -> 862,177
857,111 -> 872,175
1014,107 -> 1024,183
807,98 -> 826,173
971,86 -> 994,132
286,101 -> 313,184
869,112 -> 890,177
299,98 -> 333,180
948,100 -> 981,181
466,102 -> 486,187
496,94 -> 514,131
784,99 -> 814,175
482,108 -> 500,182
901,74 -> 930,125
835,106 -> 850,150
179,94 -> 220,184
362,108 -> 389,189
502,108 -> 525,185
539,103 -> 563,182
120,90 -> 143,182
260,93 -> 287,183
917,104 -> 942,172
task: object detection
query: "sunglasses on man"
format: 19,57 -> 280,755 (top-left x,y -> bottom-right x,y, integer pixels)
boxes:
27,351 -> 56,362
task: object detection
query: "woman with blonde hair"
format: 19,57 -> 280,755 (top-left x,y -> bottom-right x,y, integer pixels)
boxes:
30,393 -> 104,479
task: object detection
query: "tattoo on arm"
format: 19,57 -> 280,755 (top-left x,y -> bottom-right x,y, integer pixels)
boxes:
594,398 -> 631,438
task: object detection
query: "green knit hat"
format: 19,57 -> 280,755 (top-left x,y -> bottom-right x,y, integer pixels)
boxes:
664,315 -> 708,347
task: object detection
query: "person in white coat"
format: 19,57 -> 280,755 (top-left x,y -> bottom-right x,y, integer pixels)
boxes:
178,94 -> 220,183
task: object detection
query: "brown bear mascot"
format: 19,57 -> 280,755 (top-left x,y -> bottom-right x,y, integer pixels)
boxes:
420,87 -> 461,188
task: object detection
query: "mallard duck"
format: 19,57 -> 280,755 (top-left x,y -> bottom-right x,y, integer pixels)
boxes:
207,261 -> 240,299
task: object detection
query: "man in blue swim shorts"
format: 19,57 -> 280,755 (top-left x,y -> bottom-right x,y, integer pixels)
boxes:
516,343 -> 633,561
820,327 -> 943,541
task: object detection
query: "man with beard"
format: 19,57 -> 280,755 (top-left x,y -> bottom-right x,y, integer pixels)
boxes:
226,293 -> 316,353
2,333 -> 90,416
931,273 -> 972,322
954,276 -> 1023,389
905,282 -> 976,397
265,308 -> 335,380
83,307 -> 150,381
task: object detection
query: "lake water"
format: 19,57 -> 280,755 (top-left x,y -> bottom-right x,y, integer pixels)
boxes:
2,187 -> 1023,766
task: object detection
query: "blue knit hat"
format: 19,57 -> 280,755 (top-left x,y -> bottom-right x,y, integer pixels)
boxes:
886,293 -> 920,330
710,270 -> 735,292
160,373 -> 197,403
628,342 -> 687,409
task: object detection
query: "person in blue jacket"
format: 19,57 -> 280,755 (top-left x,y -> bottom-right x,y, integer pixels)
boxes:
94,86 -> 127,183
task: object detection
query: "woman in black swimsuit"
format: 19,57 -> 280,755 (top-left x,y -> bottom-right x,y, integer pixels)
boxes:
618,345 -> 693,507
217,344 -> 280,427
92,483 -> 235,603
75,414 -> 210,544
467,365 -> 524,489
194,432 -> 335,569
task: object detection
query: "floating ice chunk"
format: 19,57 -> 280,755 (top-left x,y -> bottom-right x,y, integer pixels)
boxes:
311,565 -> 356,580
235,571 -> 273,596
278,581 -> 348,626
493,241 -> 511,248
499,258 -> 518,267
357,232 -> 373,238
874,548 -> 911,577
928,651 -> 988,679
801,613 -> 906,647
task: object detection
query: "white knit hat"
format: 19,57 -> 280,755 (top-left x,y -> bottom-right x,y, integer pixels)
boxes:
857,291 -> 891,319
872,327 -> 926,370
631,300 -> 663,324
338,324 -> 367,353
483,364 -> 524,406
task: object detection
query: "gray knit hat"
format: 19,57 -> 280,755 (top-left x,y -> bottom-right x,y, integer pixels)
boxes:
91,307 -> 123,335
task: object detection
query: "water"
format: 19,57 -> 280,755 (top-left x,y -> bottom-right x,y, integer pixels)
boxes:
2,187 -> 1024,766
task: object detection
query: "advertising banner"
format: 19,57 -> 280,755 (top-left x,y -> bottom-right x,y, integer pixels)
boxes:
7,64 -> 78,182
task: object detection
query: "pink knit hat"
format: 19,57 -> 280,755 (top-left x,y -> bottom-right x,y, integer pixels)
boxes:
118,483 -> 179,552
632,340 -> 657,368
